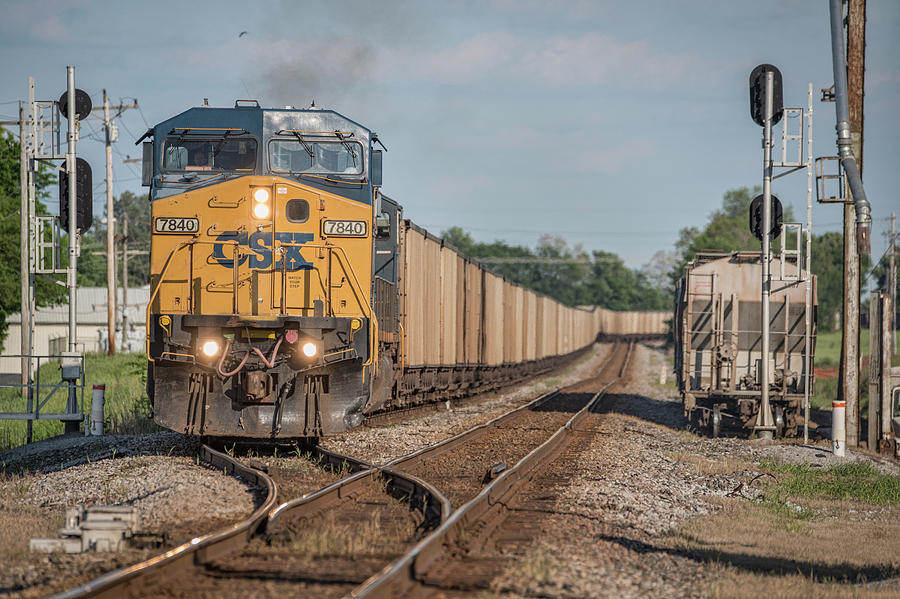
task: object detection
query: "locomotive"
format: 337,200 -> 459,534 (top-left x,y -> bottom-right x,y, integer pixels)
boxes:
140,101 -> 666,439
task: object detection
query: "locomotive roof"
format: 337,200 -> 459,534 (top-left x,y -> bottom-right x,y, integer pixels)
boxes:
143,103 -> 372,142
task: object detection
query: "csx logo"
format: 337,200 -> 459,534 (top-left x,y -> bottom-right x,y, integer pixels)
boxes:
212,232 -> 313,271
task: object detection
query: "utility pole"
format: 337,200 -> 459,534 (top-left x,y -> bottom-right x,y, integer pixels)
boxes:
121,212 -> 129,350
890,213 -> 896,354
18,101 -> 32,442
893,213 -> 897,352
104,90 -> 116,355
840,0 -> 865,447
100,93 -> 137,355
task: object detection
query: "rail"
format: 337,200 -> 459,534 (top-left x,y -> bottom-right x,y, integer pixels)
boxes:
52,443 -> 449,598
267,445 -> 449,533
353,342 -> 634,597
51,444 -> 277,599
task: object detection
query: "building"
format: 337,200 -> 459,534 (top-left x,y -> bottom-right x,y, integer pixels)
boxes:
0,287 -> 149,375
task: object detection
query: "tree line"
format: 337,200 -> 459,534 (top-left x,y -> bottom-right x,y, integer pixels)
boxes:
440,227 -> 669,311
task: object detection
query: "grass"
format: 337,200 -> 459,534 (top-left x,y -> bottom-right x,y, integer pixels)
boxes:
666,453 -> 900,596
815,329 -> 869,368
761,460 -> 900,506
0,352 -> 158,451
665,450 -> 756,476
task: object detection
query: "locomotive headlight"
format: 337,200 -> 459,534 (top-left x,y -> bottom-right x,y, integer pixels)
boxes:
252,188 -> 270,203
301,342 -> 318,358
252,202 -> 270,219
201,340 -> 220,357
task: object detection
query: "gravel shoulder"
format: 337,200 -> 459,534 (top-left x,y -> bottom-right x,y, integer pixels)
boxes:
490,342 -> 899,599
0,434 -> 260,598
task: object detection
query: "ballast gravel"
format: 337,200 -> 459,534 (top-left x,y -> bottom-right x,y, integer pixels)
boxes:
489,343 -> 896,598
2,342 -> 893,598
321,342 -> 614,464
0,432 -> 259,599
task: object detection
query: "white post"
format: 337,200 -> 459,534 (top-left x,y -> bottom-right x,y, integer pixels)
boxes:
91,384 -> 105,436
66,66 -> 78,353
833,400 -> 846,456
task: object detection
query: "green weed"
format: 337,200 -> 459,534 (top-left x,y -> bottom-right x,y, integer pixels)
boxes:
760,460 -> 900,506
0,353 -> 159,450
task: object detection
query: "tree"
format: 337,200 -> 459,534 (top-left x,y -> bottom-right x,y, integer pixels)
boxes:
811,232 -> 844,332
586,250 -> 668,310
0,131 -> 65,345
439,227 -> 666,310
115,190 -> 151,287
810,231 -> 871,333
77,190 -> 150,287
669,186 -> 795,285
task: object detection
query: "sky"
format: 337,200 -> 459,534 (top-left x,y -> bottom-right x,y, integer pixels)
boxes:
0,0 -> 897,276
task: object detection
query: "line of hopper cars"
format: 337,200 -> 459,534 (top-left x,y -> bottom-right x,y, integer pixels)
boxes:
142,101 -> 668,440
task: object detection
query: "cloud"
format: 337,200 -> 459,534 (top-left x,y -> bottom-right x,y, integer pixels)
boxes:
0,0 -> 87,43
576,138 -> 657,174
420,31 -> 518,83
414,31 -> 702,90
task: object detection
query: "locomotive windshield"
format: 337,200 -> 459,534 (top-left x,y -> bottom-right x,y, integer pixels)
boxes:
163,136 -> 257,172
268,137 -> 363,176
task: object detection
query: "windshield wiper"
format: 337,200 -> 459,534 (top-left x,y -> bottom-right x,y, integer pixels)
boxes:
333,131 -> 357,167
279,130 -> 314,158
212,130 -> 234,158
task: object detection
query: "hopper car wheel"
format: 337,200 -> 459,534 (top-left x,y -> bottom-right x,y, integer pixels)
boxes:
775,405 -> 784,439
711,405 -> 721,438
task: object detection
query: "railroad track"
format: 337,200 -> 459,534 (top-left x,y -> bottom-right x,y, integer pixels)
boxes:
52,445 -> 448,599
361,344 -> 593,429
353,341 -> 635,597
381,342 -> 628,509
53,342 -> 632,598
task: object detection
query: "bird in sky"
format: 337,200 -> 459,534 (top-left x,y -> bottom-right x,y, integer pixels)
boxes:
239,31 -> 248,37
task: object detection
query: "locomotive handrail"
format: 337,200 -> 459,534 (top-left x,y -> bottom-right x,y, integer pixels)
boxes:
276,242 -> 379,374
146,239 -> 240,362
147,238 -> 378,375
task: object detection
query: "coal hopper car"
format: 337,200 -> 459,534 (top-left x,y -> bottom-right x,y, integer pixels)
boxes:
673,251 -> 816,437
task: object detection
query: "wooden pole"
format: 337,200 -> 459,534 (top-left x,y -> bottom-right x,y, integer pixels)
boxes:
840,0 -> 866,446
104,90 -> 116,355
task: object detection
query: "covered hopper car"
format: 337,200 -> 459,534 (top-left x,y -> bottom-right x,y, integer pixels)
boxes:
141,101 -> 667,439
673,252 -> 817,437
